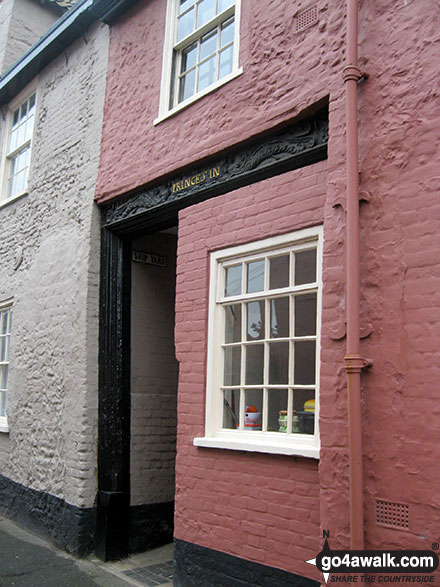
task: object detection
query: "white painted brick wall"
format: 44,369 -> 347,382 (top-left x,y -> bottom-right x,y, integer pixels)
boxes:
0,0 -> 60,74
0,21 -> 109,509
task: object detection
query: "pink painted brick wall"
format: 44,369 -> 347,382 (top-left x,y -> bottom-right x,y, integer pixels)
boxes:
174,162 -> 327,582
96,0 -> 339,203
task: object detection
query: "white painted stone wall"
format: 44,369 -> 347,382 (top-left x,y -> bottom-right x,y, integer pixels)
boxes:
0,20 -> 109,510
131,232 -> 179,506
0,0 -> 60,73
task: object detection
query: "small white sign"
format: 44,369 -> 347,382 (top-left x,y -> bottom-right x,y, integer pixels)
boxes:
132,251 -> 167,268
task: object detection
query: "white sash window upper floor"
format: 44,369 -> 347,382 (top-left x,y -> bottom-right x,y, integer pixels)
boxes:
156,0 -> 242,123
1,91 -> 36,206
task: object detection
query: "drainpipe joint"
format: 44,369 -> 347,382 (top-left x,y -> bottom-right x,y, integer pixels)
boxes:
344,354 -> 372,373
343,65 -> 364,83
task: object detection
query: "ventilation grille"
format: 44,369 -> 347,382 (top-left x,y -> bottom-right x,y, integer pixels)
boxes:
295,5 -> 318,32
376,500 -> 409,530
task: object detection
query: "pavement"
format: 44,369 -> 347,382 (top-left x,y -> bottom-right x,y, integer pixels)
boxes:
0,516 -> 173,587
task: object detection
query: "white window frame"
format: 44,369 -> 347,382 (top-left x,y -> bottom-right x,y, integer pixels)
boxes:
0,299 -> 13,433
155,0 -> 242,124
194,227 -> 323,459
0,84 -> 37,207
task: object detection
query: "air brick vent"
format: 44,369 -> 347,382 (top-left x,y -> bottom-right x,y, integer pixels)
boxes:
376,500 -> 409,530
295,5 -> 318,32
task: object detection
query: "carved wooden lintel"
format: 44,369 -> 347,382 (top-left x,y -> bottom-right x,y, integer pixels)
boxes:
102,107 -> 328,234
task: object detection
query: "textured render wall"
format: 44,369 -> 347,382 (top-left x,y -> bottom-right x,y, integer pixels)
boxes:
354,0 -> 440,555
0,0 -> 14,71
0,21 -> 109,510
96,0 -> 338,202
131,233 -> 178,506
319,0 -> 440,565
174,162 -> 327,583
0,0 -> 60,73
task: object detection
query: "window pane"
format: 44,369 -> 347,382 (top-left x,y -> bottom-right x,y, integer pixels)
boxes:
196,0 -> 215,28
17,119 -> 26,147
294,341 -> 316,384
246,301 -> 264,341
20,102 -> 28,121
198,55 -> 216,91
219,45 -> 233,79
245,344 -> 264,385
179,0 -> 196,14
200,30 -> 217,61
181,42 -> 198,72
295,249 -> 316,285
247,260 -> 264,293
224,346 -> 241,386
220,17 -> 234,47
295,293 -> 317,336
269,255 -> 289,290
0,337 -> 8,362
0,390 -> 6,417
178,7 -> 194,40
225,304 -> 241,343
0,364 -> 8,390
9,128 -> 18,152
218,0 -> 234,12
179,68 -> 196,102
223,389 -> 239,429
244,389 -> 262,430
270,297 -> 289,338
12,108 -> 19,128
0,311 -> 7,334
225,264 -> 241,296
12,169 -> 26,196
294,389 -> 315,435
268,389 -> 288,432
25,113 -> 35,142
268,341 -> 289,384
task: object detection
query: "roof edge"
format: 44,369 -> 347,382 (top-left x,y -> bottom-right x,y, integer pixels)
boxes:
0,0 -> 139,106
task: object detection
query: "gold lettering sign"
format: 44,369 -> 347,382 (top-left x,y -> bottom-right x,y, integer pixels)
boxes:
172,166 -> 221,194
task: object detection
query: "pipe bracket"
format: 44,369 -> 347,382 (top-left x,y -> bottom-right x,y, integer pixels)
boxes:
343,65 -> 364,83
344,354 -> 372,373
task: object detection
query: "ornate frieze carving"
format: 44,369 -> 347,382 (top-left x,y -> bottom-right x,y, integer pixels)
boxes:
103,107 -> 328,231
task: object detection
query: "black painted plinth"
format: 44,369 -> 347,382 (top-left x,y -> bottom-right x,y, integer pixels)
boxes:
173,539 -> 320,587
0,473 -> 95,557
95,490 -> 130,561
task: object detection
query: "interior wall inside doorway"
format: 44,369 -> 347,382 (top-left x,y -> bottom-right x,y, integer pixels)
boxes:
130,230 -> 178,507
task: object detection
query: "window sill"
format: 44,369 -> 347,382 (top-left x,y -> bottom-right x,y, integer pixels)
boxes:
0,419 -> 9,434
154,67 -> 243,126
0,191 -> 28,209
193,435 -> 320,459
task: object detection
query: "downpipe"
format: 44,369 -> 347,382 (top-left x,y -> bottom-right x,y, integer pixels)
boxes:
343,0 -> 371,550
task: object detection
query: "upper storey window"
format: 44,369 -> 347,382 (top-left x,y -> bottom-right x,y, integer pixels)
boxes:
2,93 -> 36,203
156,0 -> 241,122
